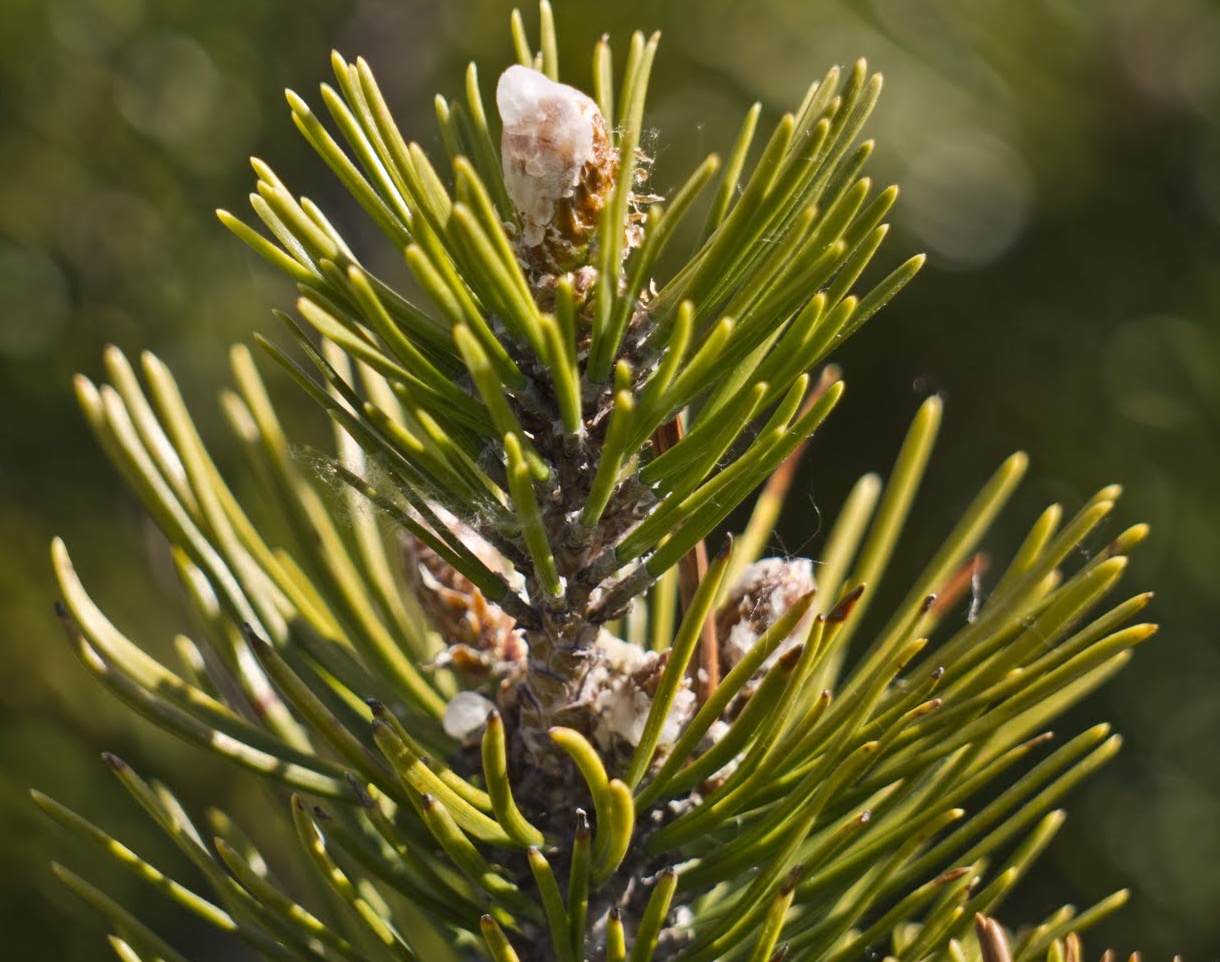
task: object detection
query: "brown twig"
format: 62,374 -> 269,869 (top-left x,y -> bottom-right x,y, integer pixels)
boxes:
652,415 -> 719,702
929,552 -> 990,619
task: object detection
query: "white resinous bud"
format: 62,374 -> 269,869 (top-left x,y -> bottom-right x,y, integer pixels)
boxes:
497,64 -> 616,270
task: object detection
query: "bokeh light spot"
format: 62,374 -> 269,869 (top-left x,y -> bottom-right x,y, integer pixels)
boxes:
903,132 -> 1033,269
1102,315 -> 1211,429
48,0 -> 143,57
113,31 -> 221,147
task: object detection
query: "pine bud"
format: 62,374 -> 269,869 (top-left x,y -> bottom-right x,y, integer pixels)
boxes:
716,557 -> 816,673
404,532 -> 526,679
497,64 -> 617,273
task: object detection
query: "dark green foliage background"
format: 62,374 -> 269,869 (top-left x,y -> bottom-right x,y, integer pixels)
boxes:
1,0 -> 1217,959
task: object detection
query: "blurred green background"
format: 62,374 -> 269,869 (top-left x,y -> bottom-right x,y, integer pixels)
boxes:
2,0 -> 1218,958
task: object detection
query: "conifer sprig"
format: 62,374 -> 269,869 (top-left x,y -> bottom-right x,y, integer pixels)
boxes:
38,4 -> 1154,962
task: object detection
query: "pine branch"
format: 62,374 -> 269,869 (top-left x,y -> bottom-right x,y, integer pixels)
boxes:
35,4 -> 1160,962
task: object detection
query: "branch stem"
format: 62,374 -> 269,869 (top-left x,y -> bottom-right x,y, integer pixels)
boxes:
653,416 -> 720,702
